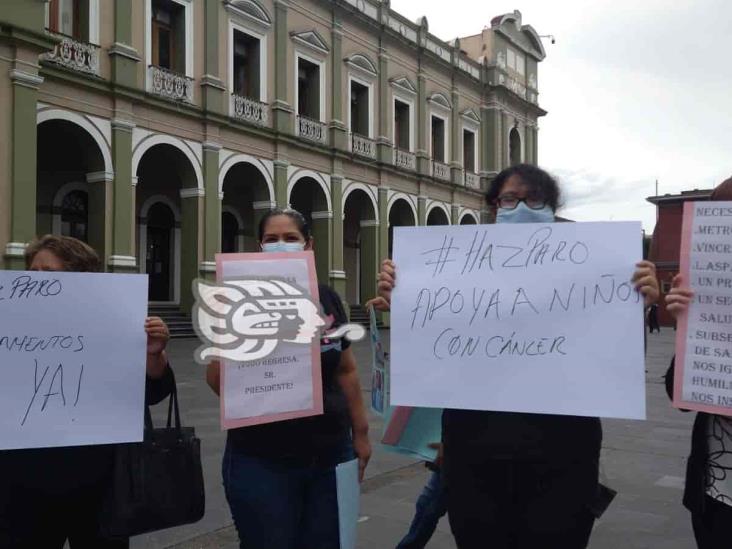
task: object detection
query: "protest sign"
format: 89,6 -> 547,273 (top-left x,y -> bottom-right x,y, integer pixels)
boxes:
215,252 -> 323,429
0,271 -> 148,450
674,201 -> 732,416
336,458 -> 360,549
369,306 -> 387,415
381,406 -> 442,462
390,222 -> 646,420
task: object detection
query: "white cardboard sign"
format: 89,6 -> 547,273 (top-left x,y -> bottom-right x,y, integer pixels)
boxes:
0,271 -> 148,450
391,222 -> 646,420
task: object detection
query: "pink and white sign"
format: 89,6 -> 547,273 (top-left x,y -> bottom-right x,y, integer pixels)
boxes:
215,252 -> 323,429
674,201 -> 732,416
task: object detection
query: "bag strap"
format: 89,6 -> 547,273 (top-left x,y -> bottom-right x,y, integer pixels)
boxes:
164,368 -> 182,432
144,405 -> 154,431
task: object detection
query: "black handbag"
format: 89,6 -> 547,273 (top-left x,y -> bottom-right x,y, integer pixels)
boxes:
99,371 -> 205,538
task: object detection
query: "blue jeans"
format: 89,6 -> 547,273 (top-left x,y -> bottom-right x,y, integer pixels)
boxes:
397,469 -> 448,549
222,439 -> 355,549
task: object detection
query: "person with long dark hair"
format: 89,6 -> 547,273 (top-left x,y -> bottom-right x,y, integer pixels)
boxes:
373,164 -> 659,548
206,208 -> 371,549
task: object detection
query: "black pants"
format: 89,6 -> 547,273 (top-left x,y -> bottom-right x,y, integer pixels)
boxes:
444,454 -> 597,549
691,495 -> 732,549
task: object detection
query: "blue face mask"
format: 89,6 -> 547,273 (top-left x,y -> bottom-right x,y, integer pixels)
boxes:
496,202 -> 555,224
261,241 -> 305,253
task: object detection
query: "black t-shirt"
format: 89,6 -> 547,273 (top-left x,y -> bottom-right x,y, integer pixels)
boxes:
227,285 -> 352,462
443,408 -> 602,462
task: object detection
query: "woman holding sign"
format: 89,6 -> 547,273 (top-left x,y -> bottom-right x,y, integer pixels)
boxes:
374,164 -> 659,549
0,235 -> 174,549
206,208 -> 371,549
665,176 -> 732,549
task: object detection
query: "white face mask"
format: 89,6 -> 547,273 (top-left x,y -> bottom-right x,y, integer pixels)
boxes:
261,241 -> 305,253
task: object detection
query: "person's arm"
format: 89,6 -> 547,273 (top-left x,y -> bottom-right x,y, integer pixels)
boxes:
375,259 -> 396,311
145,316 -> 170,379
337,347 -> 371,482
206,360 -> 221,396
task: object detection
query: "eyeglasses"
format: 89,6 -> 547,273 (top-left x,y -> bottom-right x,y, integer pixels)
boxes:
496,195 -> 547,210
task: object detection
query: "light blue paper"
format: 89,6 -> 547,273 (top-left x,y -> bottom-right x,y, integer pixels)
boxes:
381,406 -> 443,462
336,458 -> 360,549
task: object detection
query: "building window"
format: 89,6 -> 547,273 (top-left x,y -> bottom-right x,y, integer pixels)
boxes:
48,0 -> 90,40
431,116 -> 446,162
350,80 -> 370,137
506,48 -> 525,75
151,0 -> 185,73
509,128 -> 521,166
297,57 -> 320,120
61,190 -> 89,242
463,129 -> 476,172
232,29 -> 261,99
394,99 -> 411,150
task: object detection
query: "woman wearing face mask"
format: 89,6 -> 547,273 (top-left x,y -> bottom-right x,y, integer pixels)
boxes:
0,234 -> 173,549
372,164 -> 659,549
206,208 -> 371,549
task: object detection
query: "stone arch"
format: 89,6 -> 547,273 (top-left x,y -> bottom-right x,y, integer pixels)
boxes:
37,108 -> 113,176
459,210 -> 479,224
426,202 -> 451,225
509,127 -> 522,166
342,182 -> 379,223
386,192 -> 418,223
287,169 -> 332,212
51,181 -> 88,235
139,194 -> 182,221
132,134 -> 203,190
219,152 -> 274,200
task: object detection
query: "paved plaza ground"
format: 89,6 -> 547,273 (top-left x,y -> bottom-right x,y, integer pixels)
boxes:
131,328 -> 696,549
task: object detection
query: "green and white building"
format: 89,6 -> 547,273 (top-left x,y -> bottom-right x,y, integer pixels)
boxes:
0,0 -> 547,314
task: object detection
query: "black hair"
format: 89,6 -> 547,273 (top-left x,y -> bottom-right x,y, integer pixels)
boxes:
257,208 -> 312,242
485,164 -> 561,212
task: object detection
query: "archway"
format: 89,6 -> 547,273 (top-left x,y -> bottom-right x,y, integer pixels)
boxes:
220,162 -> 272,252
388,198 -> 416,257
136,143 -> 198,305
509,128 -> 521,166
460,212 -> 478,225
343,187 -> 378,306
36,119 -> 106,258
426,205 -> 450,226
289,176 -> 330,282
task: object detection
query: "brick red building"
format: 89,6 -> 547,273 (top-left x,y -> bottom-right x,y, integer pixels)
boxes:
647,189 -> 712,326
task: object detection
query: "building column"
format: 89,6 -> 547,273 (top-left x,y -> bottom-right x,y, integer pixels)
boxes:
311,211 -> 332,284
450,86 -> 462,185
252,200 -> 277,241
180,189 -> 204,311
201,141 -> 221,280
377,187 -> 389,326
481,107 -> 500,178
503,112 -> 513,169
4,69 -> 44,269
201,0 -> 226,115
532,125 -> 539,164
376,49 -> 392,163
330,174 -> 346,298
416,71 -> 430,176
86,171 -> 114,267
272,0 -> 293,133
274,160 -> 289,208
108,118 -> 137,273
329,17 -> 347,150
417,194 -> 428,226
359,221 -> 379,306
481,209 -> 492,224
451,203 -> 460,225
109,0 -> 140,88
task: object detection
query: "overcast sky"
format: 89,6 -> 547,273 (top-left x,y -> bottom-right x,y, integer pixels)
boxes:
393,0 -> 732,231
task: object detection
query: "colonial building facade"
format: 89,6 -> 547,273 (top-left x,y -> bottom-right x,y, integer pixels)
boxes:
0,0 -> 547,312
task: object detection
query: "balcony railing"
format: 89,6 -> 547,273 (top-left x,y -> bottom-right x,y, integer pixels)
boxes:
464,171 -> 480,189
432,160 -> 451,182
148,65 -> 194,103
351,134 -> 376,160
41,32 -> 99,76
394,148 -> 416,171
231,94 -> 269,127
297,115 -> 328,145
